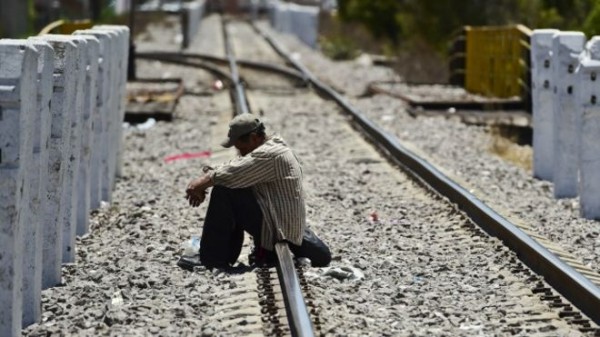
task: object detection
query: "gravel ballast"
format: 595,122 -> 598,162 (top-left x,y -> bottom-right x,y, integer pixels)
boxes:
259,22 -> 600,274
21,15 -> 599,336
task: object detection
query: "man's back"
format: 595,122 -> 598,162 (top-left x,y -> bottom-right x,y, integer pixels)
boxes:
211,136 -> 306,250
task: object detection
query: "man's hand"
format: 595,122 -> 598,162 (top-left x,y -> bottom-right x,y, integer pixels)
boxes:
185,191 -> 206,207
185,174 -> 214,207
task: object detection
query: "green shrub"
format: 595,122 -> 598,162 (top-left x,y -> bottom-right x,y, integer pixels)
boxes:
319,35 -> 361,60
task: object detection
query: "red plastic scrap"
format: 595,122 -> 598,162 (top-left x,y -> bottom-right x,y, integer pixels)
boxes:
369,211 -> 379,222
164,151 -> 211,163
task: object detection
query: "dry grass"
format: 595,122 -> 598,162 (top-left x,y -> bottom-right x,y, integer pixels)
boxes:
391,40 -> 449,84
318,13 -> 449,84
319,12 -> 385,56
488,126 -> 532,171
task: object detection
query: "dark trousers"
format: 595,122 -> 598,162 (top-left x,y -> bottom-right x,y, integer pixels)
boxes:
200,186 -> 332,267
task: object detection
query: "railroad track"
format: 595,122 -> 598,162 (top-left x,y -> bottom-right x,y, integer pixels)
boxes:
223,18 -> 318,337
250,21 -> 600,331
130,16 -> 600,336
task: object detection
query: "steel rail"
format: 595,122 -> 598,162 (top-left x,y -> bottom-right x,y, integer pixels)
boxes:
274,243 -> 316,337
141,26 -> 317,337
222,19 -> 250,115
134,55 -> 235,86
221,21 -> 316,337
367,80 -> 525,111
253,23 -> 600,325
135,51 -> 308,84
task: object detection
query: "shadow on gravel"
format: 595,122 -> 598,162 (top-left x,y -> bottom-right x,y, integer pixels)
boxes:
177,255 -> 258,274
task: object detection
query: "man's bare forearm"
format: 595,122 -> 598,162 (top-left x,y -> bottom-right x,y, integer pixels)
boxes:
187,173 -> 214,195
184,173 -> 214,207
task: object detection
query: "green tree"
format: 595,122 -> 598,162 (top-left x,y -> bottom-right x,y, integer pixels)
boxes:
583,1 -> 600,36
338,0 -> 596,48
338,0 -> 403,43
542,0 -> 592,28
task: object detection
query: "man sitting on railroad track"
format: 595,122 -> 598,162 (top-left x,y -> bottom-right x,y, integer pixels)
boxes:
180,113 -> 331,270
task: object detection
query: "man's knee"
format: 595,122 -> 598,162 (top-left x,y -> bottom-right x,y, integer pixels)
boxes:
207,186 -> 243,207
211,186 -> 256,202
209,185 -> 229,199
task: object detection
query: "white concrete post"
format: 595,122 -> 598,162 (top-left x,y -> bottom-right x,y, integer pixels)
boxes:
552,32 -> 586,198
250,0 -> 259,21
116,26 -> 129,179
268,0 -> 277,27
21,39 -> 54,327
67,36 -> 87,263
291,4 -> 319,48
42,36 -> 87,265
0,40 -> 38,337
32,36 -> 78,288
182,1 -> 203,49
279,3 -> 292,34
274,2 -> 282,30
94,25 -> 130,182
71,33 -> 100,236
73,30 -> 112,210
531,30 -> 559,181
578,36 -> 600,219
105,30 -> 119,197
93,29 -> 118,202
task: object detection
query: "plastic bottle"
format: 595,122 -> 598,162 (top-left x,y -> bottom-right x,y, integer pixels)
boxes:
182,235 -> 201,256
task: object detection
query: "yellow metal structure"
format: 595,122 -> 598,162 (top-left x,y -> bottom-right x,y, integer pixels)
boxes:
38,20 -> 94,35
465,25 -> 532,98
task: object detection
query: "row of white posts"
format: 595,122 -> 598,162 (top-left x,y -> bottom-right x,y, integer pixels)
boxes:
531,30 -> 600,219
266,0 -> 319,49
0,25 -> 129,336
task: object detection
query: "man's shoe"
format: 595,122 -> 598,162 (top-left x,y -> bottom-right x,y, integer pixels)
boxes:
177,255 -> 203,271
248,247 -> 277,267
178,254 -> 233,271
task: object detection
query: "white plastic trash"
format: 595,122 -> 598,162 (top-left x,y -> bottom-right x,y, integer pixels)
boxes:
181,235 -> 200,256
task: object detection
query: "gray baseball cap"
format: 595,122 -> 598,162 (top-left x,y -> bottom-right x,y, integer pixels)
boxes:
221,113 -> 264,148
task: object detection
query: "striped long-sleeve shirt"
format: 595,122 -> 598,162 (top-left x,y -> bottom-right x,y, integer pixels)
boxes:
210,136 -> 305,250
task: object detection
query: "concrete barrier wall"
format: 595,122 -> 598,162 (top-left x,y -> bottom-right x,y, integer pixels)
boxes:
531,29 -> 600,219
0,25 -> 129,335
268,0 -> 319,49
